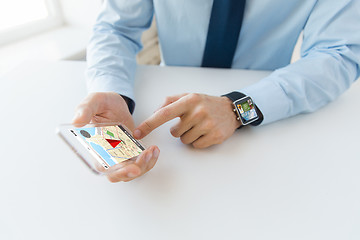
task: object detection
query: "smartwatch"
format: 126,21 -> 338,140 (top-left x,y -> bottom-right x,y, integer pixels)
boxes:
222,91 -> 263,127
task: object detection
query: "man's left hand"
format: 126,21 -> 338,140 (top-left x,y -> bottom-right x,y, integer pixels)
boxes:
133,93 -> 241,149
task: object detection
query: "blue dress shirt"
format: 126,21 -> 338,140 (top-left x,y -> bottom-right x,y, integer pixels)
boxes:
86,0 -> 360,125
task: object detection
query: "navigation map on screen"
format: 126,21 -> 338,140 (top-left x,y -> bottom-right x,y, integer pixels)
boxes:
73,125 -> 144,168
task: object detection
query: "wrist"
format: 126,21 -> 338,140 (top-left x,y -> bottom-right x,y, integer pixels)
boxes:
221,91 -> 263,128
221,96 -> 243,130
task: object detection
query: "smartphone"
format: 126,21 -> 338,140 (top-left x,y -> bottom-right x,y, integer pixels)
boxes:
57,123 -> 146,175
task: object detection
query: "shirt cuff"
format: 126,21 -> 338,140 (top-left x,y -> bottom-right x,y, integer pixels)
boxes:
240,77 -> 290,125
120,95 -> 135,114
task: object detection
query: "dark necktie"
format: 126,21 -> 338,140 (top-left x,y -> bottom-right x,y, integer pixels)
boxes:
202,0 -> 246,68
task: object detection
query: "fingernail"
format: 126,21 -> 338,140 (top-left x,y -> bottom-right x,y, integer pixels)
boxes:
127,172 -> 137,178
133,129 -> 141,138
145,152 -> 152,163
153,148 -> 160,159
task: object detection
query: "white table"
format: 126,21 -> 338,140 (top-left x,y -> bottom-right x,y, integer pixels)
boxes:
1,61 -> 359,240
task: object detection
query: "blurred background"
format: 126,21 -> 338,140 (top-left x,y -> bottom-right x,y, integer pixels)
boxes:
0,0 -> 161,77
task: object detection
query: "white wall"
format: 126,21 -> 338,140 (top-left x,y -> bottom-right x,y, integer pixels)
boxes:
59,0 -> 102,28
291,32 -> 303,63
0,0 -> 103,76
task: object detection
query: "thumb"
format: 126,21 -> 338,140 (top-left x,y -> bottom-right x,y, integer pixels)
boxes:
72,94 -> 101,127
72,106 -> 95,127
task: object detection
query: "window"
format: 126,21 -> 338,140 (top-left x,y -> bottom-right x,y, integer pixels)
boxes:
0,0 -> 63,46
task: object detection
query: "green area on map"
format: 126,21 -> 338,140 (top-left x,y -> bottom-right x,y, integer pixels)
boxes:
107,130 -> 114,138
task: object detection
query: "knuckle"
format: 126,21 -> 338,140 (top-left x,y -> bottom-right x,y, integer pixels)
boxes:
143,120 -> 153,132
187,93 -> 202,104
158,107 -> 171,119
170,127 -> 180,138
200,104 -> 211,115
193,107 -> 207,119
213,131 -> 226,144
180,136 -> 191,145
192,141 -> 206,149
204,120 -> 215,131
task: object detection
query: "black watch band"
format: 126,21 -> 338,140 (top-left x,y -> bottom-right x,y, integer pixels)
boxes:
222,91 -> 264,126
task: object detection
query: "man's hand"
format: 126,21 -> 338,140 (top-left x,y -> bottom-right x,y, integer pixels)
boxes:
73,92 -> 135,129
72,92 -> 160,182
133,93 -> 241,149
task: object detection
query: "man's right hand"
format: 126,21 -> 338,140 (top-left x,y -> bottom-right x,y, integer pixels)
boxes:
72,92 -> 160,183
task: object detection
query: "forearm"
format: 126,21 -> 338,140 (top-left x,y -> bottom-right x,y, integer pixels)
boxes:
86,0 -> 154,103
241,48 -> 359,125
241,0 -> 360,125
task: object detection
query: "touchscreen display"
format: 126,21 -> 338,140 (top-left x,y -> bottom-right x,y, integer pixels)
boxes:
236,97 -> 258,123
71,125 -> 144,168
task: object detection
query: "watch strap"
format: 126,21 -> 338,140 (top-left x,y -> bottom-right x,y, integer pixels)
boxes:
222,91 -> 264,126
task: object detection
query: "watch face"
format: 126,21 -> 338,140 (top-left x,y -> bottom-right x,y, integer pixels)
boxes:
234,97 -> 259,125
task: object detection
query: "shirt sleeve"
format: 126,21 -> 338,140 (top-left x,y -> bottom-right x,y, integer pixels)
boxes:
86,0 -> 154,112
240,0 -> 360,125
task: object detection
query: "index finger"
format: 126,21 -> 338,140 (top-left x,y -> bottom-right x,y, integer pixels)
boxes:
133,98 -> 188,139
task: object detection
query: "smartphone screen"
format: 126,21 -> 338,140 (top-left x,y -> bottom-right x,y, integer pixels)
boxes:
70,125 -> 145,169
